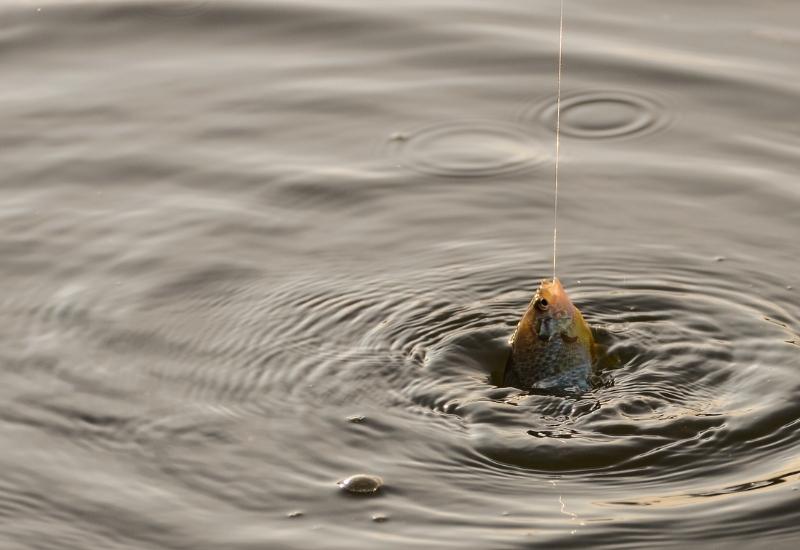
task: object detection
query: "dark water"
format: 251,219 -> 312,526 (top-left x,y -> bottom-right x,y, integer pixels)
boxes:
1,1 -> 799,548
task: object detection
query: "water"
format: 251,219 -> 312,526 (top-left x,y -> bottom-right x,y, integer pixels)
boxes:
1,1 -> 798,548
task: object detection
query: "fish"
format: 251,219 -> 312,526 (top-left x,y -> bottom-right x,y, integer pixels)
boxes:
503,278 -> 596,392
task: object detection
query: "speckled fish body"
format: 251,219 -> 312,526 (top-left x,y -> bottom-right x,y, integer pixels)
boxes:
503,278 -> 595,392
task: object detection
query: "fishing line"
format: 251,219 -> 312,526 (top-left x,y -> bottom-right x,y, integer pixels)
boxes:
552,0 -> 565,280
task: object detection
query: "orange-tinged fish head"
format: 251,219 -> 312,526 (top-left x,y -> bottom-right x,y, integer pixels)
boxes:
517,278 -> 594,350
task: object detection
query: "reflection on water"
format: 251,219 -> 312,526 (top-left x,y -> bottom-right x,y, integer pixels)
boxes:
1,0 -> 799,548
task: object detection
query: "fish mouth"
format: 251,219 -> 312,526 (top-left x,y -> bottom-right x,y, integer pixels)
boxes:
536,314 -> 573,341
536,317 -> 558,340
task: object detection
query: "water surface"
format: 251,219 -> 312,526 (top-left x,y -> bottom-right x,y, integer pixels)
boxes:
1,1 -> 799,548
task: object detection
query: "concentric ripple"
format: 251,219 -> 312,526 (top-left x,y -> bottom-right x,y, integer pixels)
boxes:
253,249 -> 799,491
147,246 -> 796,493
523,90 -> 671,140
387,119 -> 547,177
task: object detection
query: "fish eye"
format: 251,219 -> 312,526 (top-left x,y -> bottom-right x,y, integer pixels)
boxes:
535,298 -> 549,311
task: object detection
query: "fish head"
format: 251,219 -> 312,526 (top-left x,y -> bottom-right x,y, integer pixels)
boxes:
529,278 -> 577,340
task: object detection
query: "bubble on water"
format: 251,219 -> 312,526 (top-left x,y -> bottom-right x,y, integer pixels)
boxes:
387,120 -> 547,178
337,474 -> 383,495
